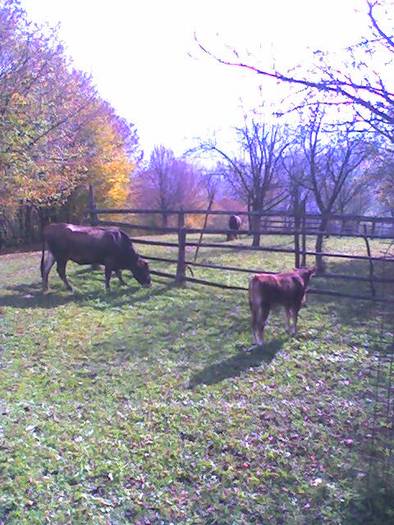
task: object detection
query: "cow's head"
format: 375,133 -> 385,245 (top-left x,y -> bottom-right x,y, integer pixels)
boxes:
131,257 -> 151,287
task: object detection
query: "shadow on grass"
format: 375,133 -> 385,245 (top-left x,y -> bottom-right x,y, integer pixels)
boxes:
0,277 -> 175,310
188,339 -> 282,388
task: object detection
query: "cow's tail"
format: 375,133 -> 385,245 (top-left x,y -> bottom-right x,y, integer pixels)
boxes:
40,236 -> 46,279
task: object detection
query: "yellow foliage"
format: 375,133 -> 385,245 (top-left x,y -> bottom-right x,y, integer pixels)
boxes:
84,110 -> 135,208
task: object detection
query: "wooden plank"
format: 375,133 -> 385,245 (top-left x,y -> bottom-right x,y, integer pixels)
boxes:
88,207 -> 394,223
98,220 -> 179,233
175,276 -> 394,303
98,220 -> 394,241
150,270 -> 177,279
308,288 -> 394,304
143,255 -> 178,265
128,238 -> 179,247
183,260 -> 394,283
175,211 -> 186,285
184,241 -> 394,262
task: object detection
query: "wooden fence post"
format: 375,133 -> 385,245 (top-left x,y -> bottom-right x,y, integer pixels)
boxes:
88,184 -> 101,271
301,202 -> 307,267
294,204 -> 301,268
176,210 -> 186,285
363,224 -> 376,298
88,184 -> 98,226
194,195 -> 215,262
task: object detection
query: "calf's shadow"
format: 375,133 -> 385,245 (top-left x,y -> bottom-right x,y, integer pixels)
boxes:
188,339 -> 282,388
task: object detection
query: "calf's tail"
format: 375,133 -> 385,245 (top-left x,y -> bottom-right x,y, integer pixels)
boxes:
248,277 -> 261,312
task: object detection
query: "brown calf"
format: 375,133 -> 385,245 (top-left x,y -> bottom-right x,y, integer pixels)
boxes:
248,267 -> 315,346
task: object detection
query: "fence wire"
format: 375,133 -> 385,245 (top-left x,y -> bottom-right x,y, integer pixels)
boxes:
359,248 -> 394,518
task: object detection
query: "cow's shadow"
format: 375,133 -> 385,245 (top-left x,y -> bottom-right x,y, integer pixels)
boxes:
0,277 -> 174,310
188,339 -> 282,388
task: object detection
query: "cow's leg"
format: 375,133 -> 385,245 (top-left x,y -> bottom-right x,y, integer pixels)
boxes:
42,250 -> 56,293
56,259 -> 73,291
105,266 -> 112,292
115,270 -> 127,286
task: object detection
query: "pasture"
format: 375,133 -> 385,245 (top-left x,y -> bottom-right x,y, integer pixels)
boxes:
0,234 -> 393,524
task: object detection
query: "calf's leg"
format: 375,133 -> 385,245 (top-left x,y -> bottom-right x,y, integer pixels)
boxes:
290,306 -> 300,335
251,303 -> 270,346
250,304 -> 261,345
284,307 -> 292,334
256,304 -> 270,346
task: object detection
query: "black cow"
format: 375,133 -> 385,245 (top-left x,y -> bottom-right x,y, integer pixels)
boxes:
227,215 -> 242,241
41,223 -> 151,293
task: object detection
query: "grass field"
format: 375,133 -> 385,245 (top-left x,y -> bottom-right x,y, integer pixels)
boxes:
0,234 -> 393,524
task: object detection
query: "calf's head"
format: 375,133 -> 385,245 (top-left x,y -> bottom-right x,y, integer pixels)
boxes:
295,266 -> 316,287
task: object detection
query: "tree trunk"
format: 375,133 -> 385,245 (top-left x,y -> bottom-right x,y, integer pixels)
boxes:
24,206 -> 33,244
315,215 -> 329,273
251,209 -> 261,247
17,207 -> 24,245
247,198 -> 252,231
161,211 -> 168,229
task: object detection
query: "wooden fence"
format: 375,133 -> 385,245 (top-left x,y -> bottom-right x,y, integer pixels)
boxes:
85,202 -> 394,305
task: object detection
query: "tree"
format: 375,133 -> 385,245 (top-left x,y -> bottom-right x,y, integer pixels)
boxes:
300,107 -> 372,271
368,150 -> 394,216
134,146 -> 205,227
80,104 -> 138,205
198,1 -> 394,143
198,118 -> 290,246
0,0 -> 99,212
0,0 -> 140,243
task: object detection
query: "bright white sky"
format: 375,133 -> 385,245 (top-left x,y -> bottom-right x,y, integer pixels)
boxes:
21,0 -> 367,157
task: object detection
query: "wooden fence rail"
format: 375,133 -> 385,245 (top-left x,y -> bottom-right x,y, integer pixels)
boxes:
97,220 -> 394,241
85,204 -> 394,304
87,207 -> 394,223
143,255 -> 394,284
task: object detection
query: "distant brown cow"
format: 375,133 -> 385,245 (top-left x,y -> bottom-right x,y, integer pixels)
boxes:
248,267 -> 315,346
227,215 -> 242,241
41,223 -> 151,293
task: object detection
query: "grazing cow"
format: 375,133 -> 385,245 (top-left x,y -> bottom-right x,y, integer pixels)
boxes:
248,267 -> 315,346
227,215 -> 242,241
41,223 -> 151,293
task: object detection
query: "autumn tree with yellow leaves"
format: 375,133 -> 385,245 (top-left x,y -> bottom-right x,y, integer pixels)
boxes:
0,0 -> 139,244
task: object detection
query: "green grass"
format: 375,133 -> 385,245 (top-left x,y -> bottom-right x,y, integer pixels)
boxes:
0,234 -> 393,524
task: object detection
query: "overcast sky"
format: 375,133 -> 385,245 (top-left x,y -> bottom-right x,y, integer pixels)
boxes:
20,0 -> 368,157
